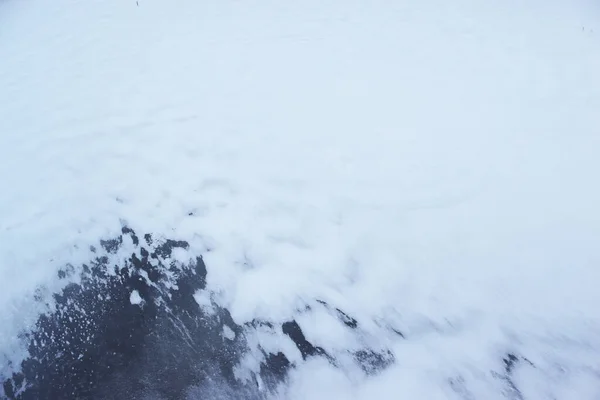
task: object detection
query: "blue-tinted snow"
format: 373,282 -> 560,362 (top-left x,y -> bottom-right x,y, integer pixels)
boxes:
1,0 -> 599,398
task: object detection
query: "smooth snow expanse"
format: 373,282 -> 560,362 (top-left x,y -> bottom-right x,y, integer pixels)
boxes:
1,0 -> 600,398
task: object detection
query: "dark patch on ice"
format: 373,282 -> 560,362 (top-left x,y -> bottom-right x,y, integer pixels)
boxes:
335,308 -> 358,329
390,327 -> 405,338
353,349 -> 394,375
0,229 -> 274,400
259,352 -> 291,390
1,228 -> 400,400
144,233 -> 153,246
503,353 -> 520,374
121,226 -> 139,246
282,321 -> 327,360
316,299 -> 358,329
279,310 -> 394,375
99,235 -> 122,254
261,352 -> 290,378
278,301 -> 396,374
246,320 -> 275,330
491,353 -> 536,400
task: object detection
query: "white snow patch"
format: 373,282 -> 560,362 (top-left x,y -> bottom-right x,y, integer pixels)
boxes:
168,246 -> 194,265
295,308 -> 358,352
222,325 -> 236,341
193,290 -> 216,315
129,290 -> 143,306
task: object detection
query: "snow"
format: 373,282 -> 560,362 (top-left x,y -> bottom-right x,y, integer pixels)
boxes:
1,0 -> 600,397
129,290 -> 143,305
222,325 -> 236,341
193,289 -> 216,315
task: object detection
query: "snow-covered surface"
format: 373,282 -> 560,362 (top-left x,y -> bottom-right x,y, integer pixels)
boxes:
222,325 -> 236,341
1,0 -> 600,397
129,290 -> 143,305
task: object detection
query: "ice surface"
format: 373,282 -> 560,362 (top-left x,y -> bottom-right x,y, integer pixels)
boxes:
1,0 -> 600,398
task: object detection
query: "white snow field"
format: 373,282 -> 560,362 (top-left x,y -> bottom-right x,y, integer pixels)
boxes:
1,0 -> 600,398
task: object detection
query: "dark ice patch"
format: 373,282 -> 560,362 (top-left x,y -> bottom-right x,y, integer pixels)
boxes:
492,353 -> 536,400
278,318 -> 394,376
503,353 -> 520,374
316,299 -> 359,329
1,228 -> 401,400
282,321 -> 327,360
335,308 -> 358,329
353,349 -> 394,375
390,327 -> 405,339
261,352 -> 291,379
121,226 -> 139,246
0,229 -> 277,400
99,235 -> 122,254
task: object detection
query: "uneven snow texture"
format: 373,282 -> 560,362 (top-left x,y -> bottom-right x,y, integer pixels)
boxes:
1,229 -> 392,399
1,0 -> 600,398
1,231 -> 254,400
